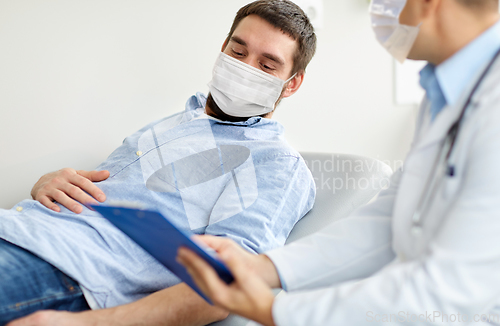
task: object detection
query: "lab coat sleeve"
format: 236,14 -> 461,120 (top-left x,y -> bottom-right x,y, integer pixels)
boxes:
265,167 -> 401,291
271,99 -> 500,325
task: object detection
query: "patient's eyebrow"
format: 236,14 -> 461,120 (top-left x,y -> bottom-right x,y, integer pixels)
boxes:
230,36 -> 285,66
262,53 -> 285,66
231,36 -> 247,47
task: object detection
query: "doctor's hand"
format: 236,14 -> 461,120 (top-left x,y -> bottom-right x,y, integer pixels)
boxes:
177,235 -> 279,326
31,168 -> 109,214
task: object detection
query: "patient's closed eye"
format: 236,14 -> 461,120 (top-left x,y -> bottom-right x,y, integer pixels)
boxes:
261,63 -> 275,71
232,49 -> 245,57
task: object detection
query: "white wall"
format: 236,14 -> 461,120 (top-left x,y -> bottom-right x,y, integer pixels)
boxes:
0,0 -> 417,209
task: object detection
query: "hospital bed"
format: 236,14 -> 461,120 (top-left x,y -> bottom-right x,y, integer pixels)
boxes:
209,152 -> 393,326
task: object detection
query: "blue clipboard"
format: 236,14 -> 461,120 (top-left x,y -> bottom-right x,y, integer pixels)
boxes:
90,204 -> 234,303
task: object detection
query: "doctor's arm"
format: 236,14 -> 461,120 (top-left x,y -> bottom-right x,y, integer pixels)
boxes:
261,106 -> 500,325
182,106 -> 500,325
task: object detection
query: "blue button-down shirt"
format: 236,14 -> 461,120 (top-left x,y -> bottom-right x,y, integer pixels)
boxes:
0,93 -> 315,308
420,20 -> 500,120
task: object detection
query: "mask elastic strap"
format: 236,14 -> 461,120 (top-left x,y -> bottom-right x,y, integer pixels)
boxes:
285,72 -> 297,84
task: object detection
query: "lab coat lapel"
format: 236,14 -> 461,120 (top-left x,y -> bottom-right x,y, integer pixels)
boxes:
413,97 -> 466,152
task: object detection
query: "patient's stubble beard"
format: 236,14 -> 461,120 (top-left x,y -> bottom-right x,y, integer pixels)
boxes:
205,93 -> 251,122
205,83 -> 289,122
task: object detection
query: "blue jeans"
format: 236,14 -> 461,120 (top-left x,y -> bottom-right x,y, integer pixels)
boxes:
0,238 -> 89,325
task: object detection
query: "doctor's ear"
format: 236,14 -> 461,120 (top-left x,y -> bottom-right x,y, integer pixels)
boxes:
282,71 -> 305,98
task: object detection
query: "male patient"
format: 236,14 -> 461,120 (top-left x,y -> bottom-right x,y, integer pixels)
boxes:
2,1 -> 317,325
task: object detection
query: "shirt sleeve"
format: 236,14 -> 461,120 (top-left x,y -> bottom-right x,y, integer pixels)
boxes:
204,154 -> 316,254
270,98 -> 500,325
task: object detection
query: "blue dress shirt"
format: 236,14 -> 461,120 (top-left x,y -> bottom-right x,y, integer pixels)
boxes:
0,93 -> 316,308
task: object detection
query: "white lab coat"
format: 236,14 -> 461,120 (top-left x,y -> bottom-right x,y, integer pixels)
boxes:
266,59 -> 500,325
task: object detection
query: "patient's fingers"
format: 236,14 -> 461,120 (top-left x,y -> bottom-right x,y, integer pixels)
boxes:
77,170 -> 110,182
37,196 -> 61,212
74,170 -> 109,202
50,189 -> 84,214
60,181 -> 97,206
69,170 -> 109,203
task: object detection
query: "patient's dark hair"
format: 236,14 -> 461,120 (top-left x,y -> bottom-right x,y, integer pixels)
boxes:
225,0 -> 317,75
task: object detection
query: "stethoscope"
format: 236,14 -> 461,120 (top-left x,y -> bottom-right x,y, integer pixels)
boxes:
411,46 -> 500,237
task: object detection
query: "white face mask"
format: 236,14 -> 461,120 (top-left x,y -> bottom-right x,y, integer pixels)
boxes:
208,52 -> 295,118
370,0 -> 420,63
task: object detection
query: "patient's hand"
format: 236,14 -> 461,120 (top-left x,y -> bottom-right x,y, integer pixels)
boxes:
31,168 -> 109,214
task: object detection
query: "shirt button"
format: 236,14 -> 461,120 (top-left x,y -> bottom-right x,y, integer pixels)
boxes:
136,151 -> 142,156
16,206 -> 23,212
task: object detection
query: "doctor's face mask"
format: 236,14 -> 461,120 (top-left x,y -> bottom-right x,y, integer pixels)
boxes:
208,52 -> 296,118
370,0 -> 421,63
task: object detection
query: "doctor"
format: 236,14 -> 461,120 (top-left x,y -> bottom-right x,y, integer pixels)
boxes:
178,0 -> 500,324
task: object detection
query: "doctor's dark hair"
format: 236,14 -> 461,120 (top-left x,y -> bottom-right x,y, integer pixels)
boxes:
225,0 -> 317,75
456,0 -> 499,11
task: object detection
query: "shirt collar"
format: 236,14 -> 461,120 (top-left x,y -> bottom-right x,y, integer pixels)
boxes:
186,92 -> 283,130
435,20 -> 500,108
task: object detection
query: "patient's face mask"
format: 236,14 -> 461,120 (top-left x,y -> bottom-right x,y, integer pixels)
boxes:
370,0 -> 420,63
208,52 -> 295,118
